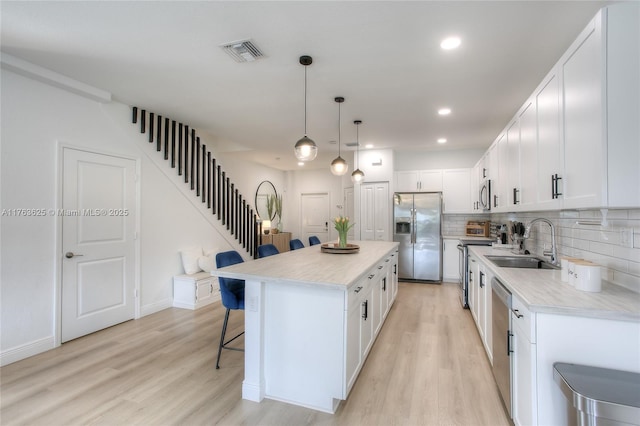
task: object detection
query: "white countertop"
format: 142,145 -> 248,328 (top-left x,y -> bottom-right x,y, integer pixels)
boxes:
469,246 -> 640,322
214,240 -> 399,289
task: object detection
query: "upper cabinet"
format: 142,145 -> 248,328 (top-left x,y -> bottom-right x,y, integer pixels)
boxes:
395,170 -> 442,192
561,3 -> 639,209
442,169 -> 471,213
488,2 -> 639,212
395,169 -> 472,213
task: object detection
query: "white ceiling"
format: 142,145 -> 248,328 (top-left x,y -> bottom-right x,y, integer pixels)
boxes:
1,0 -> 610,171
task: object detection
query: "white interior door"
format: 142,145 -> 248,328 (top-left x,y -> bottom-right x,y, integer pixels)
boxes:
300,193 -> 329,244
343,186 -> 355,239
61,147 -> 137,342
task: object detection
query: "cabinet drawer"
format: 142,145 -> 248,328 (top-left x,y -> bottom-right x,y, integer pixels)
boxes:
512,296 -> 535,343
347,268 -> 379,309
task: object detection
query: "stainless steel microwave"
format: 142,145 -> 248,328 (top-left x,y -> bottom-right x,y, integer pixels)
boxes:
479,179 -> 492,212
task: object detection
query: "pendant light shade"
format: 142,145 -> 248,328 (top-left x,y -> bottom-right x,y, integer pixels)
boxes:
330,97 -> 348,176
294,56 -> 317,162
351,120 -> 365,183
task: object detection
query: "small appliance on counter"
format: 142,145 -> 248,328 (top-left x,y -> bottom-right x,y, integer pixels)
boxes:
465,221 -> 490,237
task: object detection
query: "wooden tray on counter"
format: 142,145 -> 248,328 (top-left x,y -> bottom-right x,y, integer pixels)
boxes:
320,243 -> 360,254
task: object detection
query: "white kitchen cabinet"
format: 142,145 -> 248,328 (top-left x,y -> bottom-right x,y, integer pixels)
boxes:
470,161 -> 482,212
442,238 -> 460,282
394,170 -> 442,192
534,70 -> 563,210
511,296 -> 537,426
493,132 -> 508,212
478,3 -> 639,212
561,3 -> 640,209
468,253 -> 479,324
469,253 -> 493,363
561,13 -> 605,209
173,272 -> 220,310
518,101 -> 537,211
478,266 -> 492,362
442,169 -> 471,213
360,182 -> 390,241
345,258 -> 390,394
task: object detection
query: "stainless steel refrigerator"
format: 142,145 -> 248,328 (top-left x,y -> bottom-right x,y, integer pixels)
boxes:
393,192 -> 442,282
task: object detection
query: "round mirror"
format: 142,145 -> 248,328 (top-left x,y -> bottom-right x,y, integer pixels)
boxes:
255,180 -> 277,221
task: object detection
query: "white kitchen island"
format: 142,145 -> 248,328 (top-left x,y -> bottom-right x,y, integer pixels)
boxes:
213,240 -> 399,413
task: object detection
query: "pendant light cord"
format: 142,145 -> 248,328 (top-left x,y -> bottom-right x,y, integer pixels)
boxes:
338,101 -> 341,156
355,123 -> 359,168
304,65 -> 308,136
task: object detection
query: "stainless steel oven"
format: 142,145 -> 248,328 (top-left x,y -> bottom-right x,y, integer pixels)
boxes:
457,238 -> 493,308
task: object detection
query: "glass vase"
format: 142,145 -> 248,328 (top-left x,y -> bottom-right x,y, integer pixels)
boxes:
338,231 -> 348,248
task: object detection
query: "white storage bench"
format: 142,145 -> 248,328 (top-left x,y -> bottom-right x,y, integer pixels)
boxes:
173,271 -> 220,310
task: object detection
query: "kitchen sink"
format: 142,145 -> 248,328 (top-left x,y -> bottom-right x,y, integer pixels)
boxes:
486,255 -> 560,270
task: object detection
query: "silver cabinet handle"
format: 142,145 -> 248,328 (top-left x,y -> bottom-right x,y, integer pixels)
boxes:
65,252 -> 83,259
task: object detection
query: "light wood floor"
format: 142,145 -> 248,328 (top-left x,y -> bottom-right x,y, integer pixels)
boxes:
1,282 -> 511,426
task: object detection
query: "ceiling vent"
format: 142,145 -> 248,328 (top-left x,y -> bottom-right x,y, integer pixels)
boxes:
345,142 -> 360,147
220,39 -> 264,63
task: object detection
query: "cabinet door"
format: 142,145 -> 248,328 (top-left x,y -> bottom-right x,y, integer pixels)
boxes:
480,268 -> 492,362
512,320 -> 536,426
442,169 -> 470,213
395,171 -> 419,192
345,300 -> 361,392
360,293 -> 374,359
419,170 -> 443,192
196,278 -> 215,305
371,271 -> 382,335
381,271 -> 390,319
442,239 -> 460,282
468,255 -> 478,322
477,267 -> 487,342
535,71 -> 563,210
470,163 -> 481,212
494,132 -> 509,211
506,119 -> 521,209
561,17 -> 605,209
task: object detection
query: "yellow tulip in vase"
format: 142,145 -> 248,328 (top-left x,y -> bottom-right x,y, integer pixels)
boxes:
333,216 -> 355,248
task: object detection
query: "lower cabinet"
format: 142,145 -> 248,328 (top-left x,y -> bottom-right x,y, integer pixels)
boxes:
511,296 -> 537,426
442,238 -> 460,282
173,271 -> 220,309
345,253 -> 397,395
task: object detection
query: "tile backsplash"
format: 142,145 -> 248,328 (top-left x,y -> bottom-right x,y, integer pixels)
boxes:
490,209 -> 640,293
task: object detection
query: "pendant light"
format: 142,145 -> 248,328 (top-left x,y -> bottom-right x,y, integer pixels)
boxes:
351,120 -> 365,183
330,97 -> 348,176
294,55 -> 317,162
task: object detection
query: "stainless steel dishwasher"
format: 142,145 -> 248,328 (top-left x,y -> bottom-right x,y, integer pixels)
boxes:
491,277 -> 512,417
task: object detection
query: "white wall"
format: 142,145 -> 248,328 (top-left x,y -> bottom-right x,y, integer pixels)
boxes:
0,69 -> 273,365
394,148 -> 485,170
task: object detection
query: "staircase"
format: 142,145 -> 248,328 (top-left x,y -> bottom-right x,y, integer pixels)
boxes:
131,106 -> 259,257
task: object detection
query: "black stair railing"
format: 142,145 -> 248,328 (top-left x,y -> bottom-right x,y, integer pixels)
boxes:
132,106 -> 259,258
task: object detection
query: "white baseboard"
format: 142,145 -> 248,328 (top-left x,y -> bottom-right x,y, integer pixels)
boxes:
0,335 -> 56,367
140,297 -> 173,317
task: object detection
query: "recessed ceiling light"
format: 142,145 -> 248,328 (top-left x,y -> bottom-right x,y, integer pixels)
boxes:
365,144 -> 374,149
298,162 -> 305,166
440,37 -> 461,50
437,138 -> 447,144
438,108 -> 452,116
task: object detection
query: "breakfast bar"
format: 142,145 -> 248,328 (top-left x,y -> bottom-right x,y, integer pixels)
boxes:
214,240 -> 399,413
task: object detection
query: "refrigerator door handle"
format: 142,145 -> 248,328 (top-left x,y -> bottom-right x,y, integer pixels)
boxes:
411,208 -> 416,244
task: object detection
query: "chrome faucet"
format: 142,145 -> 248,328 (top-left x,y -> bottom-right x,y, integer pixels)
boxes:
523,218 -> 558,265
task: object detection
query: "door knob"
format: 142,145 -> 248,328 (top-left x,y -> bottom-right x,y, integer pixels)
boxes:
65,252 -> 83,259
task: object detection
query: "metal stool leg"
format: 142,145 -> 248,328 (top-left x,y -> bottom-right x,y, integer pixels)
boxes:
216,308 -> 230,369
